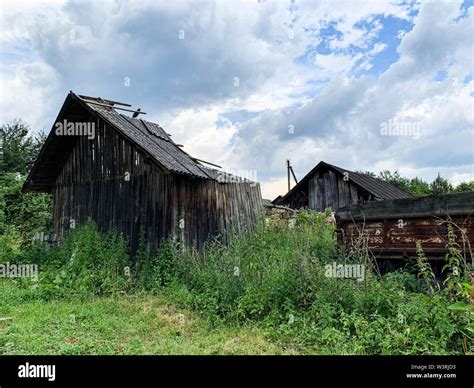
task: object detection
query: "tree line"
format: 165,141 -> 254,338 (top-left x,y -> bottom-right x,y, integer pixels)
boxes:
358,170 -> 474,197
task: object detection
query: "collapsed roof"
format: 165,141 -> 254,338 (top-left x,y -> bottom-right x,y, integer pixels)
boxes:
23,91 -> 238,192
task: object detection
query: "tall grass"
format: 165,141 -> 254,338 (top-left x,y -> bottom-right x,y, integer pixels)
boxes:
2,213 -> 472,354
169,211 -> 337,321
5,220 -> 132,299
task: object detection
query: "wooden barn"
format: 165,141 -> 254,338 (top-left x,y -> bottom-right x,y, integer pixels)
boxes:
273,161 -> 410,211
22,91 -> 262,253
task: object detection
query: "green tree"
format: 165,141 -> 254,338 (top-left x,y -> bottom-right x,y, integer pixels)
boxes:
378,170 -> 410,193
454,181 -> 474,193
406,177 -> 431,196
0,120 -> 51,237
0,119 -> 46,175
430,173 -> 453,195
354,169 -> 467,197
0,173 -> 52,236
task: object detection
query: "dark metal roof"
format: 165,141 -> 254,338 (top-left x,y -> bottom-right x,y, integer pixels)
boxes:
23,91 -> 246,192
326,163 -> 411,200
88,105 -> 214,179
274,160 -> 411,203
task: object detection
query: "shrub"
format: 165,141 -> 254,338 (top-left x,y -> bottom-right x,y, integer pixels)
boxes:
0,227 -> 22,263
58,220 -> 132,296
0,173 -> 52,237
134,239 -> 178,290
10,220 -> 133,299
170,210 -> 337,322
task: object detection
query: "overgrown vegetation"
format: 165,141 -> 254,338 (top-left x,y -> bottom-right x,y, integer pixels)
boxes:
0,215 -> 472,355
0,119 -> 473,355
0,119 -> 46,176
0,120 -> 51,238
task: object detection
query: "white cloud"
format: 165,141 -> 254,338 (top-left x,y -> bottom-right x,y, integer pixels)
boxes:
450,172 -> 474,187
162,106 -> 238,164
0,61 -> 61,130
315,52 -> 363,74
1,0 -> 472,201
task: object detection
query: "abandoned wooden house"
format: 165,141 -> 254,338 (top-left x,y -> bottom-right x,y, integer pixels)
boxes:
272,161 -> 410,211
22,91 -> 262,253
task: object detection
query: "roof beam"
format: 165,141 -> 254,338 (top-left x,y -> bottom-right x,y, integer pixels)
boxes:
192,158 -> 222,169
78,94 -> 132,107
80,99 -> 146,115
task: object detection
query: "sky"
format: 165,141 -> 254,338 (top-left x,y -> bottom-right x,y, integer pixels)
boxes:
0,0 -> 473,199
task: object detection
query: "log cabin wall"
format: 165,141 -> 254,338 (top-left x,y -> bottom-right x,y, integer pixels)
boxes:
52,117 -> 262,254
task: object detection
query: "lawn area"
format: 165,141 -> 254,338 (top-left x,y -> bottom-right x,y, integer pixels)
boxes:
0,282 -> 295,355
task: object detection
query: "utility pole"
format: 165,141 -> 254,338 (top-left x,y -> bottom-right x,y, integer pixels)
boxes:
286,159 -> 299,192
287,159 -> 291,192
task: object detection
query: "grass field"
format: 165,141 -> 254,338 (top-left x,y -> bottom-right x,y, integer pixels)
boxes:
0,281 -> 295,355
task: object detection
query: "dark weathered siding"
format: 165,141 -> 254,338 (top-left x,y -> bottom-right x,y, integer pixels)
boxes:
336,192 -> 474,259
52,118 -> 262,253
294,168 -> 365,211
275,161 -> 409,211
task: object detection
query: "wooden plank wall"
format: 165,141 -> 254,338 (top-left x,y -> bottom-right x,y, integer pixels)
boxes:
336,192 -> 474,222
285,182 -> 309,209
338,215 -> 473,259
307,171 -> 362,211
336,192 -> 474,259
52,118 -> 262,254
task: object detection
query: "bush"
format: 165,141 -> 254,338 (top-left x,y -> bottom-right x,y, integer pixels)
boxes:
0,227 -> 22,263
59,220 -> 132,296
0,173 -> 52,237
10,220 -> 133,299
171,210 -> 337,321
134,239 -> 177,290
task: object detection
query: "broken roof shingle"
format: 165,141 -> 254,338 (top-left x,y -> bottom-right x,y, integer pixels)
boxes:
90,105 -> 214,179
